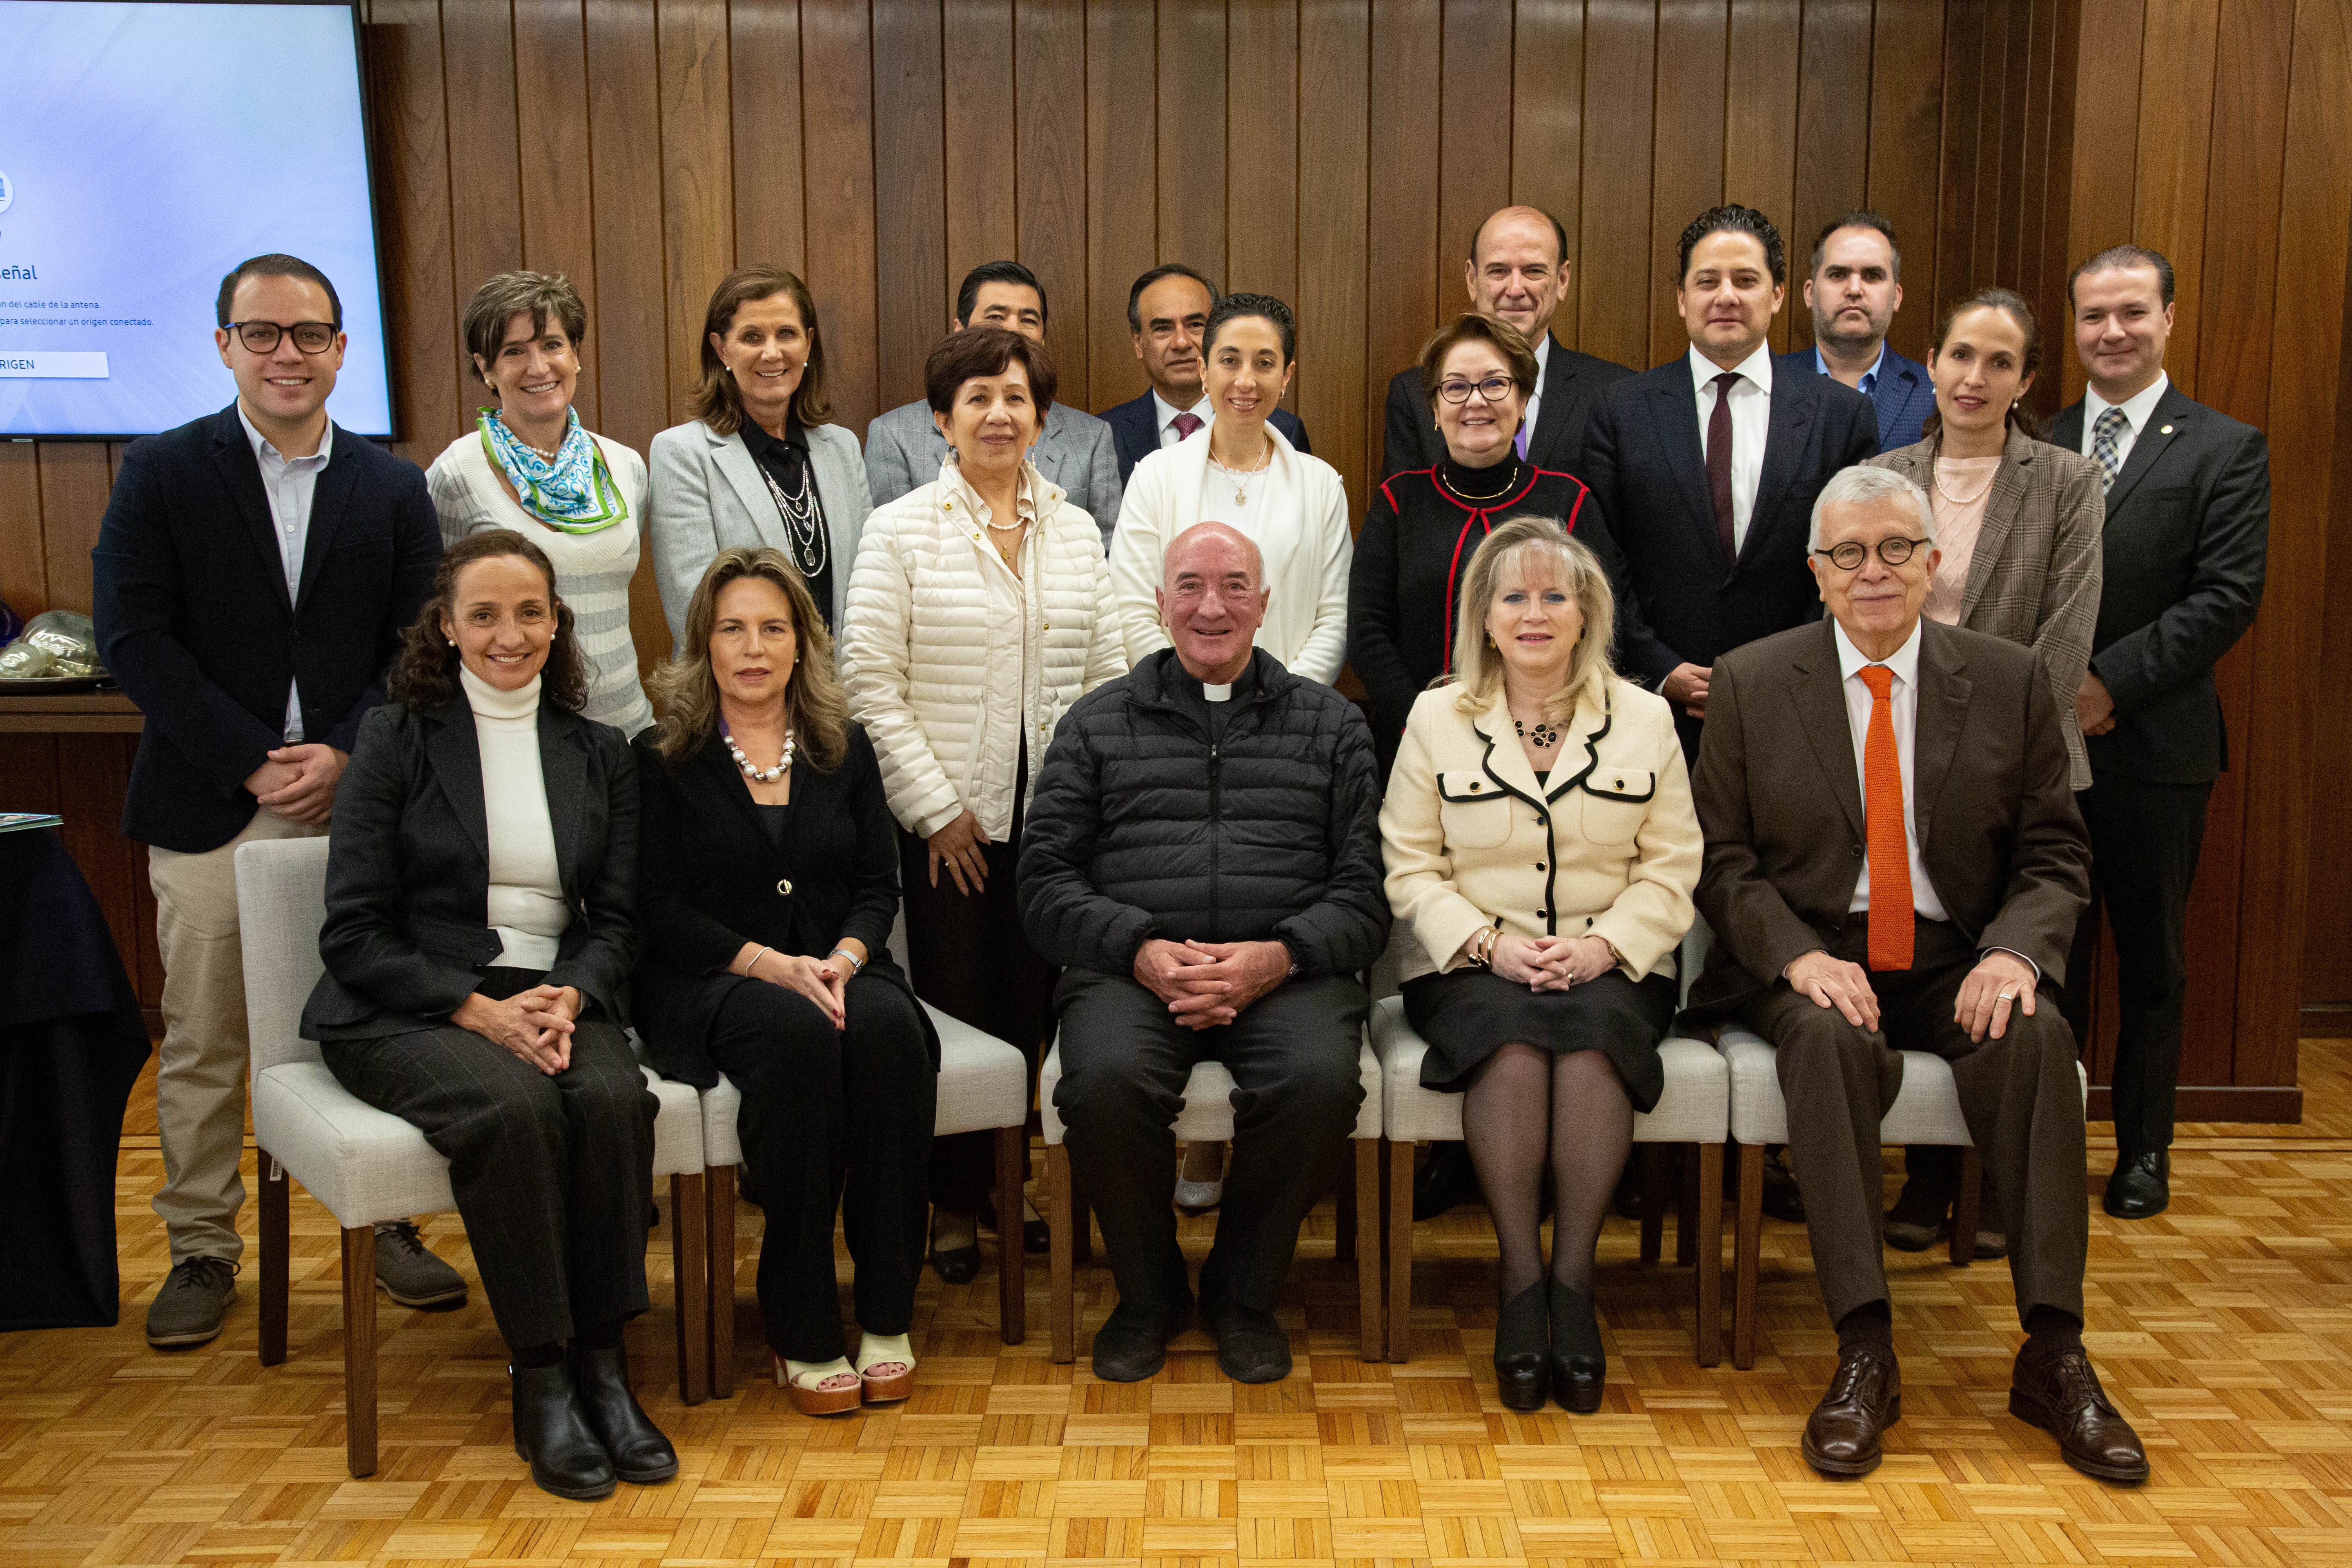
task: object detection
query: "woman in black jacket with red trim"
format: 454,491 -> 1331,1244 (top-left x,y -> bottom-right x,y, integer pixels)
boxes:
1350,315 -> 1624,774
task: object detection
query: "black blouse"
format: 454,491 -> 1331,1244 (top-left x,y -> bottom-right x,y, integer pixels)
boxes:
740,418 -> 836,630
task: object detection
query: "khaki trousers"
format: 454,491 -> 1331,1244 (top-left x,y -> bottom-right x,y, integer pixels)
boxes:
148,808 -> 327,1264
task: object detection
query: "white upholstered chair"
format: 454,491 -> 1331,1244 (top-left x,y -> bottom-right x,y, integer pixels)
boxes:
233,836 -> 711,1479
1036,1036 -> 1387,1364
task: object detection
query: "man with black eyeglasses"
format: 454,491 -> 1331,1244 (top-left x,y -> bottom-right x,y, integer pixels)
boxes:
92,253 -> 445,1350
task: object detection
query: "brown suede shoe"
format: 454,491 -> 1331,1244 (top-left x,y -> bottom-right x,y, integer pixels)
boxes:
1801,1345 -> 1902,1477
2009,1347 -> 2149,1483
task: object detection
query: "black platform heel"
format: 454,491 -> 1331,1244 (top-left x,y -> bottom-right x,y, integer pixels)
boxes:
1548,1280 -> 1606,1414
1493,1282 -> 1548,1412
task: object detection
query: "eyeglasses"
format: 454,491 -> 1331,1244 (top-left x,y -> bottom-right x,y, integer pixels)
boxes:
1437,375 -> 1517,405
226,320 -> 339,354
1811,536 -> 1929,570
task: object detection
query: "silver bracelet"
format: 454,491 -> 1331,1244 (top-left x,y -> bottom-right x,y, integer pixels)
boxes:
828,947 -> 865,975
746,944 -> 772,978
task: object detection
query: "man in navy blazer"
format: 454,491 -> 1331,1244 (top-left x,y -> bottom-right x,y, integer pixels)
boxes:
92,255 -> 444,1350
1101,263 -> 1308,488
1773,212 -> 1936,456
2054,245 -> 2269,1222
1581,205 -> 1880,762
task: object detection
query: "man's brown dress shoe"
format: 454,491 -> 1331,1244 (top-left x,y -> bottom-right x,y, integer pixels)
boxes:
1802,1344 -> 1901,1477
2009,1348 -> 2149,1482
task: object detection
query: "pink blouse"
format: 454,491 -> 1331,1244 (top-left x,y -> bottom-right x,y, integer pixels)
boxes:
1924,455 -> 2002,625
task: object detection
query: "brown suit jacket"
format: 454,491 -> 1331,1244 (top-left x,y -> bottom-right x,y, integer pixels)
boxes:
1866,432 -> 2103,789
1685,617 -> 2089,1017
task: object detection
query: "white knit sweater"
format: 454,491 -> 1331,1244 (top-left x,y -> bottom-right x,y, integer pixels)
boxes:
460,665 -> 569,969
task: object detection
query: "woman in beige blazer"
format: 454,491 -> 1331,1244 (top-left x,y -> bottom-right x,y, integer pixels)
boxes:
1864,287 -> 2103,1254
1379,518 -> 1700,1414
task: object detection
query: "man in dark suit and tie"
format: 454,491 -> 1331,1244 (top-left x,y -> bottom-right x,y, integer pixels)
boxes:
1381,206 -> 1631,480
1100,263 -> 1309,489
1775,211 -> 1936,454
1690,464 -> 2147,1485
92,254 -> 448,1350
1581,205 -> 1881,761
2054,245 -> 2269,1221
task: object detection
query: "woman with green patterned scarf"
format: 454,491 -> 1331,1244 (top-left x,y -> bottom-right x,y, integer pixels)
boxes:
427,272 -> 654,735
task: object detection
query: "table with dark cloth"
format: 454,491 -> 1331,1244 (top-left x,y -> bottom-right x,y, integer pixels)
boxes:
0,826 -> 152,1329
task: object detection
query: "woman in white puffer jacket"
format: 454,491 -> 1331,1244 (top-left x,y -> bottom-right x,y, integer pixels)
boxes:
840,326 -> 1125,1281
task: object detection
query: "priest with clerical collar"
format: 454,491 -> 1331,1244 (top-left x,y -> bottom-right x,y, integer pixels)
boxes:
1018,522 -> 1389,1386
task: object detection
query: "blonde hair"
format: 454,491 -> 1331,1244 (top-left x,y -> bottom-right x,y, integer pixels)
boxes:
647,546 -> 850,768
1446,517 -> 1618,723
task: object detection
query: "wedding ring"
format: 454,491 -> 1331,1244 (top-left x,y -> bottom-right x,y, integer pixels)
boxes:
1997,990 -> 2017,1001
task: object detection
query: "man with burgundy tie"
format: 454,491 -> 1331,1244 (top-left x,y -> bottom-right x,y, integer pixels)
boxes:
1581,205 -> 1879,762
1101,263 -> 1309,489
1686,464 -> 2146,1484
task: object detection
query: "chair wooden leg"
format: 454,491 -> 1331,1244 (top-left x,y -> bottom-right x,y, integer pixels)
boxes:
258,1154 -> 287,1368
1734,1142 -> 1763,1370
706,1165 -> 738,1399
1048,1143 -> 1076,1363
670,1172 -> 709,1405
1384,1139 -> 1415,1363
1071,1172 -> 1092,1266
1639,1145 -> 1667,1263
1334,1156 -> 1356,1264
340,1224 -> 378,1478
1694,1141 -> 1723,1368
1677,1143 -> 1700,1267
1352,1140 -> 1381,1362
995,1125 -> 1027,1345
1952,1145 -> 1982,1269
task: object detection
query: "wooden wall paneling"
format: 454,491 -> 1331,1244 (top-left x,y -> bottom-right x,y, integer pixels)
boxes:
1158,0 -> 1227,288
2307,112 -> 2352,1014
1788,0 -> 1874,357
35,445 -> 110,613
1575,2 -> 1654,374
1298,0 -> 1371,513
2129,0 -> 2220,394
0,445 -> 45,617
54,734 -> 138,1005
730,0 -> 808,277
1085,0 -> 1156,413
2029,0 -> 2082,406
364,1 -> 459,466
798,1 -> 880,435
1724,0 -> 1802,356
439,0 -> 526,431
1864,0 -> 1942,362
943,1 -> 1018,292
1437,0 -> 1514,337
1363,0 -> 1441,477
1014,0 -> 1089,408
1934,0 -> 1987,330
2007,0 -> 2058,383
659,0 -> 738,429
1980,0 -> 2033,292
1225,2 -> 1298,305
2059,0 -> 2143,405
1508,0 -> 1585,354
1646,2 -> 1727,367
0,738 -> 58,817
513,0 -> 599,429
870,0 -> 947,416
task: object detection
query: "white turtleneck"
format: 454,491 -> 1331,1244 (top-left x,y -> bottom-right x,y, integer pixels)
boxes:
459,664 -> 570,969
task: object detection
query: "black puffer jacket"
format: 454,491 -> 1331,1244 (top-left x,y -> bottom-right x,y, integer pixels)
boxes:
1018,648 -> 1390,979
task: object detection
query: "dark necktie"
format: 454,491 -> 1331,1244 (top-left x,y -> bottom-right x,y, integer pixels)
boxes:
1172,411 -> 1202,441
1706,370 -> 1740,566
2091,405 -> 2128,492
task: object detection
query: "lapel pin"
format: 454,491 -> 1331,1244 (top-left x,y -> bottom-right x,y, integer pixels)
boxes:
2160,424 -> 2174,434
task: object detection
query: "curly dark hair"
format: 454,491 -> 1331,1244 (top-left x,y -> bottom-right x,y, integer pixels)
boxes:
1676,204 -> 1786,286
388,530 -> 589,714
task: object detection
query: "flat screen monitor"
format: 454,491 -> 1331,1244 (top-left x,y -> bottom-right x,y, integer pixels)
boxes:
0,1 -> 393,439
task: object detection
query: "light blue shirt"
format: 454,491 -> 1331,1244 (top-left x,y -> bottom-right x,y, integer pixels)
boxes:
1815,342 -> 1887,401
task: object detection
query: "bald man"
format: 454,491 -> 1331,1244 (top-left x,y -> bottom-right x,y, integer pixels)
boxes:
1381,205 -> 1634,479
1020,523 -> 1389,1385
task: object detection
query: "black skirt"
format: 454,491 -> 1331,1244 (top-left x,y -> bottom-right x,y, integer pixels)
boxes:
1402,965 -> 1677,1112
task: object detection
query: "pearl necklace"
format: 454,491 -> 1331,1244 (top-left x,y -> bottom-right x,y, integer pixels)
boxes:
722,722 -> 794,783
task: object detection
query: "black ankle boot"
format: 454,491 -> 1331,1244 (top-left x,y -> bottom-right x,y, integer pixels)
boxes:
1548,1281 -> 1605,1414
1493,1283 -> 1548,1412
572,1343 -> 679,1484
511,1360 -> 617,1499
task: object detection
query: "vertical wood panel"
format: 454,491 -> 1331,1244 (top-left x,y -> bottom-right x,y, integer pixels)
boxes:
1575,2 -> 1653,372
1226,1 -> 1299,307
0,445 -> 45,616
1437,0 -> 1515,332
1866,0 -> 1941,362
2061,0 -> 2144,405
1508,0 -> 1585,351
1724,0 -> 1801,355
1299,0 -> 1371,512
660,0 -> 737,428
1158,0 -> 1227,279
1016,0 -> 1089,400
1365,0 -> 1441,472
36,445 -> 110,612
513,0 -> 599,428
2130,0 -> 2220,394
1789,0 -> 1874,355
367,1 -> 459,466
731,0 -> 808,275
440,0 -> 525,432
799,0 -> 880,433
944,1 -> 1018,289
2305,88 -> 2352,1009
1647,2 -> 1727,366
1085,0 -> 1156,412
871,0 -> 947,414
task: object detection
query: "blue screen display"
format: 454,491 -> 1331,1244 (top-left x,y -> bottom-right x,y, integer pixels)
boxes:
0,2 -> 392,438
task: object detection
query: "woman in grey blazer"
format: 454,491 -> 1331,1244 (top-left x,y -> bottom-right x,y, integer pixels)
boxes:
647,266 -> 871,648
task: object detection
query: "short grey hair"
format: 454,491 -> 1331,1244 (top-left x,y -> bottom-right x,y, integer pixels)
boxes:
1809,464 -> 1935,552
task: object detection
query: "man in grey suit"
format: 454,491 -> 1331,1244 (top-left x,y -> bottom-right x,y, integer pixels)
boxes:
864,260 -> 1123,542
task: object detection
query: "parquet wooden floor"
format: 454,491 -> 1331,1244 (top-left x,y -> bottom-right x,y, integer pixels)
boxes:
7,1043 -> 2352,1568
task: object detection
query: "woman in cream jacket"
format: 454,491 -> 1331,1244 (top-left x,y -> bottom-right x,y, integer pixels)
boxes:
1380,518 -> 1700,1414
840,327 -> 1124,1281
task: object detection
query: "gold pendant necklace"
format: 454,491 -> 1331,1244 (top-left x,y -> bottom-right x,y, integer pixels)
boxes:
1211,439 -> 1273,504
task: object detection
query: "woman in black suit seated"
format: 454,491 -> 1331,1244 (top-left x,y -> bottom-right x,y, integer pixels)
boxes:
301,529 -> 672,1501
633,546 -> 937,1417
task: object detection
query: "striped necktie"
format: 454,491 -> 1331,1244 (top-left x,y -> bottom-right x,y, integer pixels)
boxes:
2091,405 -> 2129,492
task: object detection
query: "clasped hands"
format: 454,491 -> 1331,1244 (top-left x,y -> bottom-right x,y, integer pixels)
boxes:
245,743 -> 347,824
455,983 -> 581,1074
738,941 -> 853,1030
1478,932 -> 1618,990
1784,947 -> 2038,1043
1133,938 -> 1291,1029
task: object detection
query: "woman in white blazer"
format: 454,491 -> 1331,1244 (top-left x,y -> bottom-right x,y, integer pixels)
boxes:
1109,292 -> 1352,687
839,327 -> 1125,1282
1379,519 -> 1700,1415
647,266 -> 871,648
